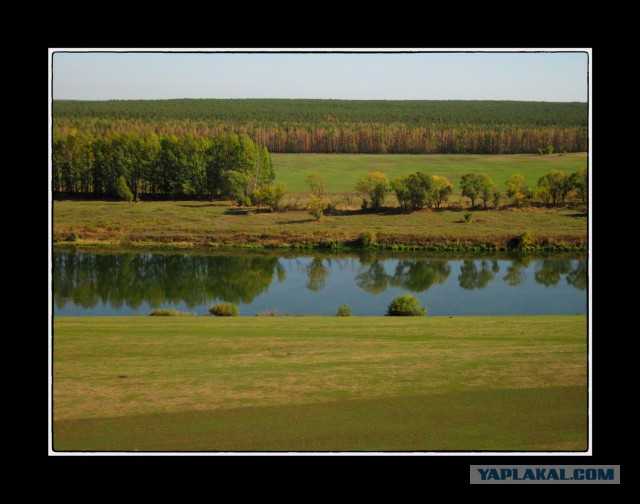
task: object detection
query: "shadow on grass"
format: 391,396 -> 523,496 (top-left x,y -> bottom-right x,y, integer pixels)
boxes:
328,208 -> 410,217
278,218 -> 317,224
224,208 -> 250,215
53,385 -> 587,451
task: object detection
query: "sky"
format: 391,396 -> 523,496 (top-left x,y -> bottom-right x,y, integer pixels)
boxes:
52,50 -> 589,102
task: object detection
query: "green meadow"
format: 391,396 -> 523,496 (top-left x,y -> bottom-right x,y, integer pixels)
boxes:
53,316 -> 587,452
271,152 -> 587,194
53,153 -> 587,250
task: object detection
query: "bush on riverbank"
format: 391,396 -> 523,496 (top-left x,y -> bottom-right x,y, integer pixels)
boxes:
335,304 -> 352,316
386,295 -> 427,316
209,303 -> 240,316
149,309 -> 196,316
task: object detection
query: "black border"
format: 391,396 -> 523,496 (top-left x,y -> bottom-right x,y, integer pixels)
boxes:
48,48 -> 607,483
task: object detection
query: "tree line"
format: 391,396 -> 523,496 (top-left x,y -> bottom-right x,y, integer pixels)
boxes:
53,131 -> 274,200
340,168 -> 587,215
53,99 -> 588,154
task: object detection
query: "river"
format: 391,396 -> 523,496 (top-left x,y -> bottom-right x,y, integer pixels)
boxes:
52,250 -> 587,316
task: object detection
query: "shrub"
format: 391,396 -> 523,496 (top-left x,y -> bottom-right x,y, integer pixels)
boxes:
359,230 -> 377,248
116,175 -> 134,202
509,230 -> 534,250
569,167 -> 587,203
431,175 -> 453,209
537,169 -> 570,206
305,172 -> 326,199
506,174 -> 527,207
335,304 -> 352,316
464,212 -> 473,222
391,176 -> 412,211
251,183 -> 287,212
220,170 -> 250,206
66,231 -> 79,242
270,183 -> 287,211
308,195 -> 330,220
391,173 -> 435,211
386,294 -> 427,316
461,173 -> 495,209
355,171 -> 390,210
209,303 -> 240,316
149,309 -> 195,316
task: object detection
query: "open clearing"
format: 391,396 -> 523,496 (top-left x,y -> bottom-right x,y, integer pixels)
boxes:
53,315 -> 587,451
271,152 -> 587,193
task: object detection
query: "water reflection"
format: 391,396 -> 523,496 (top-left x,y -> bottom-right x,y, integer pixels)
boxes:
390,259 -> 452,292
354,256 -> 453,294
306,257 -> 330,291
566,260 -> 587,290
53,251 -> 587,315
502,256 -> 531,287
458,260 -> 499,290
54,252 -> 283,309
535,259 -> 587,290
355,258 -> 390,294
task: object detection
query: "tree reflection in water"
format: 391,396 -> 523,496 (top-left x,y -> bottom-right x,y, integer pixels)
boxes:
53,251 -> 587,312
458,260 -> 498,290
355,256 -> 390,294
389,259 -> 451,292
503,256 -> 531,287
306,257 -> 330,291
355,256 -> 451,294
534,258 -> 587,290
53,252 -> 283,309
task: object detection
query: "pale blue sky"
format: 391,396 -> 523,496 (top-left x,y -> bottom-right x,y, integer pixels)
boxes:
52,51 -> 588,102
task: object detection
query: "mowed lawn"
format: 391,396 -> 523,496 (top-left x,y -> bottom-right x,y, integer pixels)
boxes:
53,316 -> 587,452
271,153 -> 587,193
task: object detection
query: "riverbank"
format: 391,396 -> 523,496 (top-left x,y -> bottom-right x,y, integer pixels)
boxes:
53,315 -> 587,451
53,200 -> 587,251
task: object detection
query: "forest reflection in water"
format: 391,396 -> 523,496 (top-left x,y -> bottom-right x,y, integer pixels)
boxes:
53,250 -> 587,316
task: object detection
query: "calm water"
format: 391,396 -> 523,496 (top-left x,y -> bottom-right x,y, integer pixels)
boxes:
52,250 -> 587,316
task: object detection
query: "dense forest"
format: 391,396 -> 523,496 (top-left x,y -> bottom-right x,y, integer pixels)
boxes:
53,99 -> 588,155
52,132 -> 273,198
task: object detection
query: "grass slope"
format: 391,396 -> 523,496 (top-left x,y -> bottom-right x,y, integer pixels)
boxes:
53,316 -> 587,452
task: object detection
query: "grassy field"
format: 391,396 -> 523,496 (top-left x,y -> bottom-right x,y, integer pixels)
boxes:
271,153 -> 587,193
53,153 -> 587,249
53,316 -> 587,452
